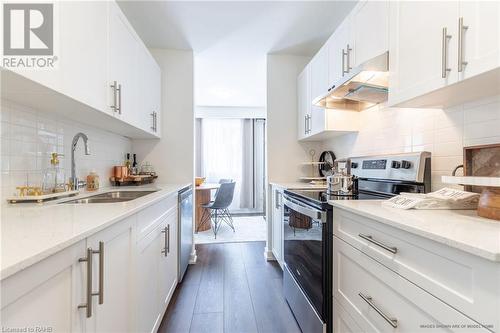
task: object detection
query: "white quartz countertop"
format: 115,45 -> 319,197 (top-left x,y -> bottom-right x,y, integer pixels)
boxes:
269,181 -> 327,190
328,200 -> 500,262
1,183 -> 190,279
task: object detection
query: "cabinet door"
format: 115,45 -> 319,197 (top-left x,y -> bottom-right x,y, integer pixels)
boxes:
158,208 -> 178,314
309,46 -> 328,137
272,188 -> 283,266
87,216 -> 134,333
333,298 -> 364,333
11,1 -> 109,114
351,0 -> 389,67
389,1 -> 459,105
1,241 -> 88,333
310,46 -> 329,101
297,67 -> 310,140
58,1 -> 109,113
459,1 -> 500,81
108,1 -> 139,123
136,224 -> 162,333
327,17 -> 351,87
138,47 -> 162,136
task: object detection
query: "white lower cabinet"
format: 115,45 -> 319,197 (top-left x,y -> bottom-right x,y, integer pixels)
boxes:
333,298 -> 363,333
158,208 -> 178,312
87,216 -> 135,332
332,207 -> 500,333
271,185 -> 284,267
333,237 -> 488,333
1,196 -> 179,333
136,203 -> 178,333
0,241 -> 88,333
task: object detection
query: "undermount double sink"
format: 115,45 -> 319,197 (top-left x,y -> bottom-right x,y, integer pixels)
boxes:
61,190 -> 158,204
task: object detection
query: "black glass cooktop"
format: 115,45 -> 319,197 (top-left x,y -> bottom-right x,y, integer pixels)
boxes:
284,189 -> 391,210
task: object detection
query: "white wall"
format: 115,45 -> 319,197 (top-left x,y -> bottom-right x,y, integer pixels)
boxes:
266,54 -> 322,183
321,95 -> 500,190
132,49 -> 194,184
0,99 -> 131,199
195,50 -> 266,107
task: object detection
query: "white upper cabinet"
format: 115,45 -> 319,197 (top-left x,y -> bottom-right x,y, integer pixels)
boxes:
10,1 -> 109,114
2,1 -> 161,139
297,66 -> 311,140
388,1 -> 459,106
389,1 -> 500,108
327,18 -> 352,88
310,45 -> 329,101
351,1 -> 389,67
58,1 -> 109,114
310,46 -> 329,136
138,46 -> 162,136
108,1 -> 161,137
459,1 -> 500,81
326,0 -> 389,89
108,1 -> 140,125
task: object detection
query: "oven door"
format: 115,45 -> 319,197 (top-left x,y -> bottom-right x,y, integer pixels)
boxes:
283,195 -> 326,320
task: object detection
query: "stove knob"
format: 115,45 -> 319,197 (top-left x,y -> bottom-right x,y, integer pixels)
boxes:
391,161 -> 401,169
351,162 -> 358,169
401,160 -> 412,169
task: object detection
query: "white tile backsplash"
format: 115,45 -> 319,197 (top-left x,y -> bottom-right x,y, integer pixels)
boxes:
322,95 -> 500,191
0,99 -> 131,198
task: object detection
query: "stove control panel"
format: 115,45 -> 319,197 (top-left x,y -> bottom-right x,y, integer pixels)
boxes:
349,152 -> 430,183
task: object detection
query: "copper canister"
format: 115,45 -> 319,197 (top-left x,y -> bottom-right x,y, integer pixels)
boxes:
114,166 -> 129,179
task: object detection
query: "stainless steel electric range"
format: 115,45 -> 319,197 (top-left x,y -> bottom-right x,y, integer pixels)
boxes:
282,152 -> 431,333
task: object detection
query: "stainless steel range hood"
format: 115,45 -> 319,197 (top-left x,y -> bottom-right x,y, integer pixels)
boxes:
312,52 -> 389,111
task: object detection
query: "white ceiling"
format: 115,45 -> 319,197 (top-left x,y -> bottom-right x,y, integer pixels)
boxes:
117,1 -> 357,56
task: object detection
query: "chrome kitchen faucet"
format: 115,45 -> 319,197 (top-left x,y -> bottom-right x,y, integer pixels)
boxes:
70,132 -> 90,190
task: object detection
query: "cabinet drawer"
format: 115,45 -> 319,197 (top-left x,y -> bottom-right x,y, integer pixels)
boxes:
137,194 -> 177,239
333,209 -> 500,331
333,297 -> 363,333
333,237 -> 489,332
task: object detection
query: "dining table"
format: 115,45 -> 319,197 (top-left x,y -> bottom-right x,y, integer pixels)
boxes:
195,183 -> 220,232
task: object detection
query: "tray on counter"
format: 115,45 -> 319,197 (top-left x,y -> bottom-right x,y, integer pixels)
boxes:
109,175 -> 158,186
6,190 -> 80,204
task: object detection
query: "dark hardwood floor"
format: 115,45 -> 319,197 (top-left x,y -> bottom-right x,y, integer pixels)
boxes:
158,242 -> 301,333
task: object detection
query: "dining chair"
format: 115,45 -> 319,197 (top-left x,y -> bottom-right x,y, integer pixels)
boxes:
197,182 -> 236,238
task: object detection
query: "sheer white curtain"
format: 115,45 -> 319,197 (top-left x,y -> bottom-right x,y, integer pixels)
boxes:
201,118 -> 243,209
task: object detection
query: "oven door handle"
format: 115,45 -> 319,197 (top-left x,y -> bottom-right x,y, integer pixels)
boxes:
283,196 -> 326,222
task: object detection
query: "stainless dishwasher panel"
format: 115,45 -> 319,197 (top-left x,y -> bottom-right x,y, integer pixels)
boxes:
178,185 -> 193,282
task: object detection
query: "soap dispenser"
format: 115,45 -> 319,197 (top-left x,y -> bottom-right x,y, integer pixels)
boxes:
42,153 -> 66,193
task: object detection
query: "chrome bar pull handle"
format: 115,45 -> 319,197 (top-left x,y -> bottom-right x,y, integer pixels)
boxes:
346,44 -> 352,73
92,241 -> 104,305
359,293 -> 398,328
161,226 -> 168,256
358,234 -> 397,254
78,247 -> 93,318
342,48 -> 347,75
150,112 -> 155,131
458,17 -> 468,72
167,224 -> 170,254
110,81 -> 118,113
117,84 -> 122,114
441,27 -> 452,78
